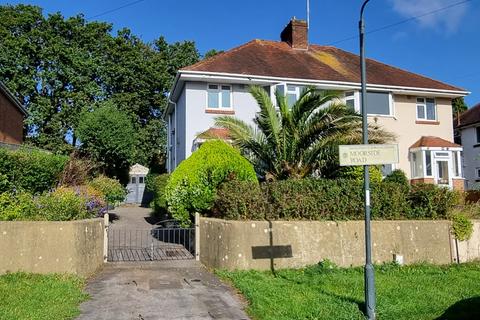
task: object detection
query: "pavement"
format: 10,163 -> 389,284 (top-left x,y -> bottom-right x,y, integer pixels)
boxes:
76,206 -> 250,320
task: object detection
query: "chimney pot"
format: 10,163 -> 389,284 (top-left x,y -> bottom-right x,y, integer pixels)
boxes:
280,18 -> 308,50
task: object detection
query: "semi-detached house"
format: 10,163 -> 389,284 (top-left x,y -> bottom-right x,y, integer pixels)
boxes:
165,19 -> 469,190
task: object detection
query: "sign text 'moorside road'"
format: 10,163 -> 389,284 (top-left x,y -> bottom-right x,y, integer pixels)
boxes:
339,144 -> 399,166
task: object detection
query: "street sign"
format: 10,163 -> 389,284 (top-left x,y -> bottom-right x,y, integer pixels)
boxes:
339,144 -> 399,166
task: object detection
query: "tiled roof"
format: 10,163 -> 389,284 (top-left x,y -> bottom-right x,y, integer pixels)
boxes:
197,128 -> 230,140
182,40 -> 464,92
454,102 -> 480,129
410,136 -> 460,149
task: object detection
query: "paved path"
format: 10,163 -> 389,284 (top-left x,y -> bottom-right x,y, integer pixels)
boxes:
108,205 -> 158,230
77,206 -> 250,320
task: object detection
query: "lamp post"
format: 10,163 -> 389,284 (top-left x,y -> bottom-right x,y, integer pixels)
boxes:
359,1 -> 376,319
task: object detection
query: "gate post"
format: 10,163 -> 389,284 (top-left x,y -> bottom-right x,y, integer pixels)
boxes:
195,212 -> 200,261
103,213 -> 109,263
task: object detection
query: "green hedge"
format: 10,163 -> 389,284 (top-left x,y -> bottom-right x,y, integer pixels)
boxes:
145,173 -> 170,217
165,140 -> 258,226
0,148 -> 68,194
212,179 -> 460,221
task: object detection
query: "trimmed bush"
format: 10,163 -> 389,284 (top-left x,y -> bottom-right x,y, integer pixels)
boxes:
146,173 -> 170,217
0,148 -> 68,194
165,140 -> 258,225
0,192 -> 37,221
212,179 -> 461,221
88,175 -> 126,205
383,169 -> 409,186
337,166 -> 383,184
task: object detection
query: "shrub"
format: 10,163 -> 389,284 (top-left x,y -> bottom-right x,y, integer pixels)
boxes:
450,212 -> 473,241
58,153 -> 97,187
406,183 -> 460,219
146,173 -> 170,216
88,175 -> 126,205
337,166 -> 383,184
211,179 -> 462,221
165,140 -> 258,225
0,148 -> 68,194
383,169 -> 409,186
0,192 -> 37,221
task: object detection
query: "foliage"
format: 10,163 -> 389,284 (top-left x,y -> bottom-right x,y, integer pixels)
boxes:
215,85 -> 394,180
165,140 -> 258,225
87,175 -> 126,204
383,169 -> 409,186
77,104 -> 137,182
0,5 -> 200,168
452,97 -> 468,120
407,183 -> 461,219
337,166 -> 383,184
0,186 -> 106,221
203,49 -> 224,59
0,148 -> 68,194
217,263 -> 480,320
212,179 -> 459,221
57,152 -> 98,187
450,212 -> 474,241
146,173 -> 170,216
0,273 -> 88,320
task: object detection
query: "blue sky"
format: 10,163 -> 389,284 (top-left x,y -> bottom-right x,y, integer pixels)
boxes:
3,0 -> 480,105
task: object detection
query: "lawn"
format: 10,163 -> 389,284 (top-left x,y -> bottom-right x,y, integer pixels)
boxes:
0,273 -> 88,320
217,262 -> 480,320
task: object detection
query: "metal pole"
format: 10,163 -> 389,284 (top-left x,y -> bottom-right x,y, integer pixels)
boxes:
359,1 -> 376,319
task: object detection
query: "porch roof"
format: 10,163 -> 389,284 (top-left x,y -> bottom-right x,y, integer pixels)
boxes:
409,136 -> 460,149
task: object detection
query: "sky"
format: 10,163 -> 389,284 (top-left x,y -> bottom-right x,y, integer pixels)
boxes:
2,0 -> 480,106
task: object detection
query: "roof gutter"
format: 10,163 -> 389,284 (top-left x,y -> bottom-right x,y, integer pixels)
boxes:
179,70 -> 469,98
0,82 -> 27,116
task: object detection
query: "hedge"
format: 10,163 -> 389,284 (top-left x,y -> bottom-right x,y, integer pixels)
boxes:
165,140 -> 258,226
0,148 -> 68,194
211,179 -> 461,221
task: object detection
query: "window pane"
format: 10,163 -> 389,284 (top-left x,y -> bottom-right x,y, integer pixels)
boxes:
287,93 -> 297,107
139,177 -> 144,184
476,127 -> 480,143
221,87 -> 231,108
417,105 -> 425,119
208,91 -> 219,108
345,91 -> 354,97
425,151 -> 432,176
417,98 -> 425,103
276,84 -> 285,96
208,84 -> 218,90
453,151 -> 459,176
287,85 -> 296,92
346,99 -> 355,111
131,177 -> 136,184
366,92 -> 390,115
426,99 -> 436,120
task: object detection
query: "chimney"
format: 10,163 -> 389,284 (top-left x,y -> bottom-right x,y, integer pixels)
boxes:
280,18 -> 308,50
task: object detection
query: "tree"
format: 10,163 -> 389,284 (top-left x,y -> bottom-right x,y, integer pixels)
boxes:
215,86 -> 395,180
452,97 -> 468,120
204,49 -> 224,59
0,4 -> 200,170
76,104 -> 137,182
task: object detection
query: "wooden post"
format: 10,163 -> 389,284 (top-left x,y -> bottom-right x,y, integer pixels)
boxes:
103,213 -> 109,263
195,212 -> 200,261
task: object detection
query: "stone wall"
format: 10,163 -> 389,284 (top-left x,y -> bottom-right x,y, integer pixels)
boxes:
199,218 -> 480,270
0,218 -> 104,276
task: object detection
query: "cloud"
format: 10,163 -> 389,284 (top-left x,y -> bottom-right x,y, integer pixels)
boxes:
390,0 -> 468,34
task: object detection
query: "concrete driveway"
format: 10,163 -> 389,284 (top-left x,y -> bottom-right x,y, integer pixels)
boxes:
77,260 -> 250,320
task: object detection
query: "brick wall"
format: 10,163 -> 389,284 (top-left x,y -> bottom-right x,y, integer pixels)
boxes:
0,91 -> 24,144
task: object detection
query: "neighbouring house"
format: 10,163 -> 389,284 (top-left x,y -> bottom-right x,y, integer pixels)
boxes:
454,102 -> 480,189
0,81 -> 26,145
164,18 -> 468,190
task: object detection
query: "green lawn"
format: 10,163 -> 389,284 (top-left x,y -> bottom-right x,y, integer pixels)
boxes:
0,273 -> 88,320
217,262 -> 480,320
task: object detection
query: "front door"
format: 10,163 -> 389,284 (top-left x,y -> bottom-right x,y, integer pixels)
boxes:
435,159 -> 451,188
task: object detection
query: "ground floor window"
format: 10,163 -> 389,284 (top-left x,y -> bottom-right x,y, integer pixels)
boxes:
410,148 -> 462,188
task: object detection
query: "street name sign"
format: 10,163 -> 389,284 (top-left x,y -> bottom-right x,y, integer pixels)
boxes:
339,144 -> 399,166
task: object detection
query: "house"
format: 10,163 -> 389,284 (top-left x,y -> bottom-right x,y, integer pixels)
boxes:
454,102 -> 480,189
164,18 -> 468,190
0,81 -> 26,145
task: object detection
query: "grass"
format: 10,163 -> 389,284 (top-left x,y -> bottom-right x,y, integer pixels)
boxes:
217,262 -> 480,320
0,272 -> 88,320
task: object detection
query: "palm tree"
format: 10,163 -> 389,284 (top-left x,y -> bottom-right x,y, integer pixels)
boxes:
214,85 -> 395,180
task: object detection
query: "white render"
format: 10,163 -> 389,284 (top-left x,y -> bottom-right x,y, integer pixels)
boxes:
457,126 -> 480,189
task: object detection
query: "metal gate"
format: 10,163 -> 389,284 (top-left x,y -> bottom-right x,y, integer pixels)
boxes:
107,226 -> 195,262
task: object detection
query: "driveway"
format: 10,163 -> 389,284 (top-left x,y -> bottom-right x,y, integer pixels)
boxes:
77,206 -> 249,320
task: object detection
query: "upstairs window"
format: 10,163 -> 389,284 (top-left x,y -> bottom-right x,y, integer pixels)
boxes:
366,91 -> 392,116
416,97 -> 436,121
208,84 -> 232,109
274,83 -> 303,107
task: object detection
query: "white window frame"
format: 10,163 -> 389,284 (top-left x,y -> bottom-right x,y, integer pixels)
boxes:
273,83 -> 302,107
416,97 -> 437,121
343,91 -> 393,116
476,167 -> 480,179
206,83 -> 233,110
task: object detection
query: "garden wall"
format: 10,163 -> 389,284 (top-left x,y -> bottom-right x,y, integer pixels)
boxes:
0,218 -> 104,276
199,218 -> 480,270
